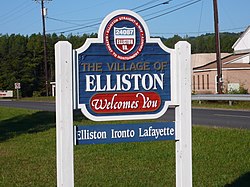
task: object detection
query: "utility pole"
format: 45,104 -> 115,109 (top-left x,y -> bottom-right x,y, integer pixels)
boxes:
213,0 -> 223,94
36,0 -> 51,96
41,0 -> 49,96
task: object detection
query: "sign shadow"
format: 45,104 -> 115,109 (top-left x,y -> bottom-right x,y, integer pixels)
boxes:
0,111 -> 55,142
224,172 -> 250,187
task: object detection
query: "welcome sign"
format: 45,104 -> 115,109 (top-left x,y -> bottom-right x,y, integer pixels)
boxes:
55,9 -> 192,187
75,10 -> 174,121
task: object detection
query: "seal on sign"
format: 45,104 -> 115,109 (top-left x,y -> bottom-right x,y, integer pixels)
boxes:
114,27 -> 136,54
104,14 -> 145,61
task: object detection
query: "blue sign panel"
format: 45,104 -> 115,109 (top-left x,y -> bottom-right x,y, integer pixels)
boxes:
74,122 -> 175,145
75,10 -> 174,121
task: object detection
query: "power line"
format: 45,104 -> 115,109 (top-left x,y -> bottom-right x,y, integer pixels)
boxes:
47,1 -> 171,34
145,0 -> 201,21
197,0 -> 204,36
132,0 -> 163,11
49,0 -> 112,17
47,1 -> 166,34
0,1 -> 31,21
137,0 -> 172,13
151,26 -> 247,36
48,0 -> 244,36
51,17 -> 102,23
47,0 -> 201,34
46,17 -> 102,33
47,16 -> 103,27
47,17 -> 83,26
55,22 -> 101,34
0,3 -> 37,25
143,0 -> 198,18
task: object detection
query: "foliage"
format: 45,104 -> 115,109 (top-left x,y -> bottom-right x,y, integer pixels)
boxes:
0,32 -> 240,97
0,33 -> 97,97
192,100 -> 250,110
162,32 -> 240,53
228,85 -> 248,94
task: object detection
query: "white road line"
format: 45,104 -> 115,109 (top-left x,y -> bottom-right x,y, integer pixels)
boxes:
214,114 -> 250,119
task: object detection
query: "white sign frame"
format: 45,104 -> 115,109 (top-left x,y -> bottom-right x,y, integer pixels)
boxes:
55,10 -> 192,187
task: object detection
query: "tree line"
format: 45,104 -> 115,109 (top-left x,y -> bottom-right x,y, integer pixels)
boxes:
161,32 -> 240,53
0,32 -> 240,97
0,33 -> 97,97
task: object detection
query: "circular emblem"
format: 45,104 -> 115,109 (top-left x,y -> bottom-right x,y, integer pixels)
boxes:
104,14 -> 145,61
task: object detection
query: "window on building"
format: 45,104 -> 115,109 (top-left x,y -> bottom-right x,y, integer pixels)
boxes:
193,76 -> 195,91
202,75 -> 205,89
198,75 -> 200,90
207,74 -> 209,89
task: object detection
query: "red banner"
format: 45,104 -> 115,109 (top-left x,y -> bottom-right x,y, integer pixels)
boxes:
90,92 -> 161,113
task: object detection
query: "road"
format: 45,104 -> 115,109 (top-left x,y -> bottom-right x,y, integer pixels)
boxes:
0,100 -> 55,112
0,100 -> 249,129
160,107 -> 250,129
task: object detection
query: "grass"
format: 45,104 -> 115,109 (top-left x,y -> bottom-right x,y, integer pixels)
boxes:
192,100 -> 250,110
19,96 -> 55,102
0,107 -> 250,186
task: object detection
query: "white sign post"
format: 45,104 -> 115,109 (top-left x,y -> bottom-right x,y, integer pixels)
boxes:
175,41 -> 192,187
55,41 -> 74,187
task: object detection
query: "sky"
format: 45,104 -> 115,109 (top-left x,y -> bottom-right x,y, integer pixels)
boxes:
1,0 -> 250,38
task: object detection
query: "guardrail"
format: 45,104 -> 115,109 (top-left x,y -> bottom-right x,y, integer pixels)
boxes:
192,94 -> 250,105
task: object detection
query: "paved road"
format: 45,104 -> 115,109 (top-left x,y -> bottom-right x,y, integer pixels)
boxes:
160,107 -> 250,129
0,100 -> 249,129
0,100 -> 55,112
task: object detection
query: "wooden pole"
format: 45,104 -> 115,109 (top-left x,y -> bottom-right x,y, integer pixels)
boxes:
213,0 -> 223,94
41,0 -> 49,96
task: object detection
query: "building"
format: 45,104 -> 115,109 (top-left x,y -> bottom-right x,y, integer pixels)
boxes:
192,26 -> 250,94
192,53 -> 230,68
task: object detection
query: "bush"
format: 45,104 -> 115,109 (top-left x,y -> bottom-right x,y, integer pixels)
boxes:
32,91 -> 42,97
228,85 -> 248,94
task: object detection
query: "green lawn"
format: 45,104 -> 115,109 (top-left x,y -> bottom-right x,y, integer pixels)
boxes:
192,100 -> 250,110
19,96 -> 55,102
0,107 -> 249,186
